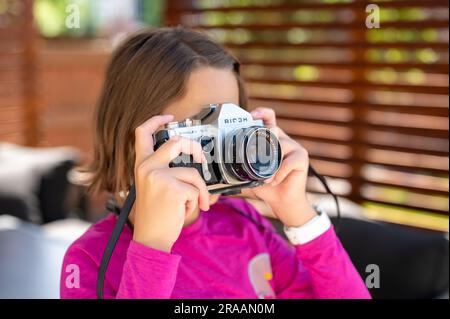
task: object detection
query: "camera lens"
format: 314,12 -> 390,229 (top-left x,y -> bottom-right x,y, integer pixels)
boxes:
224,127 -> 282,182
246,129 -> 281,178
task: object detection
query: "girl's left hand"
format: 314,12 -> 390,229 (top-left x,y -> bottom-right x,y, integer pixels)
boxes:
241,107 -> 318,227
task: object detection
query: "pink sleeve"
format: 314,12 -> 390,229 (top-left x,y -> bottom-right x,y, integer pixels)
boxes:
60,241 -> 181,299
268,226 -> 371,299
228,198 -> 370,299
116,241 -> 181,298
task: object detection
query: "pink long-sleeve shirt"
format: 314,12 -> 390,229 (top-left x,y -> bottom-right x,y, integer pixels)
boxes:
60,197 -> 371,299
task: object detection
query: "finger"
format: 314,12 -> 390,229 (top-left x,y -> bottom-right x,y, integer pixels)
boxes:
278,136 -> 299,156
149,136 -> 206,168
271,149 -> 309,186
240,187 -> 259,200
185,200 -> 196,217
178,182 -> 201,216
167,167 -> 210,211
263,175 -> 276,184
135,114 -> 174,167
138,166 -> 210,211
277,135 -> 310,162
269,126 -> 289,139
250,107 -> 277,128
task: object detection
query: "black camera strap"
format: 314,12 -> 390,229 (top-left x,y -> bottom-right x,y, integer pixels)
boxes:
97,183 -> 136,299
96,165 -> 340,299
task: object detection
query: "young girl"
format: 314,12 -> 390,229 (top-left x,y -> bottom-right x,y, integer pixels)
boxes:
60,27 -> 370,299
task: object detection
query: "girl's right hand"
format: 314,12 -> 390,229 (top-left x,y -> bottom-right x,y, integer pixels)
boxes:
132,115 -> 210,252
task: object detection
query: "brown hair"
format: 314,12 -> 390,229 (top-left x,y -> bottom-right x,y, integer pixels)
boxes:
86,26 -> 247,200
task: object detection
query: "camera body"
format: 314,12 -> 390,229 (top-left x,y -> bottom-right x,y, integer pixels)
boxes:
154,103 -> 282,194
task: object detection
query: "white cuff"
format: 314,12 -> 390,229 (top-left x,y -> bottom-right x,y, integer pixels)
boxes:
283,206 -> 331,245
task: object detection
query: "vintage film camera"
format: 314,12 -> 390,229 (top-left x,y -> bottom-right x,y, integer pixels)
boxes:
154,103 -> 282,194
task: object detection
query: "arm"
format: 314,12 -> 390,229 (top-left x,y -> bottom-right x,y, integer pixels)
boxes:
62,115 -> 209,299
238,199 -> 371,299
241,107 -> 370,299
60,241 -> 181,299
270,225 -> 371,299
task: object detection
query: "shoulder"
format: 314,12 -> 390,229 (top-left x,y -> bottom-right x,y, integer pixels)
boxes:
61,214 -> 122,298
63,214 -> 130,266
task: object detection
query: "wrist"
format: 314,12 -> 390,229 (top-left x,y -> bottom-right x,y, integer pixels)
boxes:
283,206 -> 332,245
133,234 -> 173,253
271,200 -> 318,228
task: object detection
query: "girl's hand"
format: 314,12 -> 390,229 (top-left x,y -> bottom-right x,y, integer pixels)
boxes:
132,115 -> 210,252
241,108 -> 317,227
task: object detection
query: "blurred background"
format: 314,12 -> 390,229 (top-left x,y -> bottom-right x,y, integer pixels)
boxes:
0,0 -> 448,299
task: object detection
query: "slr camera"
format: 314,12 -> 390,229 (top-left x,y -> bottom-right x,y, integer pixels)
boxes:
154,103 -> 282,194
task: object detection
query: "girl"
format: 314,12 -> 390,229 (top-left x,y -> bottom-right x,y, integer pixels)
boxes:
60,27 -> 370,299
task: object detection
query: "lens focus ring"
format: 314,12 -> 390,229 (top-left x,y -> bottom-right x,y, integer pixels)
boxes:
224,127 -> 282,182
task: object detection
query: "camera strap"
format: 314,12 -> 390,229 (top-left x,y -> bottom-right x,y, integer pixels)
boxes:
97,183 -> 136,299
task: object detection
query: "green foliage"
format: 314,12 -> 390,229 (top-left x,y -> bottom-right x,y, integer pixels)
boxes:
34,0 -> 92,37
34,0 -> 163,38
140,0 -> 164,26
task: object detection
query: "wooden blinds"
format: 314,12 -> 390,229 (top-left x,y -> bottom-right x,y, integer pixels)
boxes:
165,0 -> 449,223
0,0 -> 39,146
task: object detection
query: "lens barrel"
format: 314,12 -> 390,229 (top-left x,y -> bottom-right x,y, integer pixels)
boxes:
224,127 -> 282,182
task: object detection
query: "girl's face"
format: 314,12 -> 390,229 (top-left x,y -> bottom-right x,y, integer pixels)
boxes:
163,66 -> 240,121
162,66 -> 240,206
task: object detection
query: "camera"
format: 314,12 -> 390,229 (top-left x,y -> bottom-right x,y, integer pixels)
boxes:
154,103 -> 282,194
